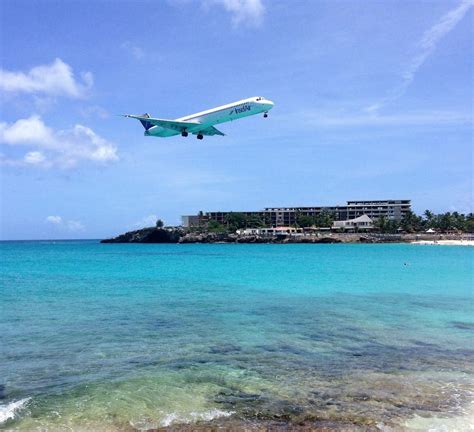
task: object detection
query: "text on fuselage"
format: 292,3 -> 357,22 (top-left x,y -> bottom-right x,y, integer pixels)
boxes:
231,104 -> 251,115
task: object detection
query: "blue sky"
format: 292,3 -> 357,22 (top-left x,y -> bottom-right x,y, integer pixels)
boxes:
0,0 -> 472,240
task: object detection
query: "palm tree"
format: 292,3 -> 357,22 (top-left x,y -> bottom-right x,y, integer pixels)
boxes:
375,216 -> 388,233
423,210 -> 434,228
401,211 -> 421,233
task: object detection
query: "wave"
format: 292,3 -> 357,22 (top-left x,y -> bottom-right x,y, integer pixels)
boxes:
0,398 -> 31,424
159,409 -> 234,428
402,390 -> 474,432
129,408 -> 234,430
403,409 -> 474,432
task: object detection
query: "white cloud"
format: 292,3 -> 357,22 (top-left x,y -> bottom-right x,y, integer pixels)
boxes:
67,220 -> 85,232
205,0 -> 264,27
0,115 -> 118,168
405,0 -> 473,85
46,215 -> 62,224
24,151 -> 46,165
45,216 -> 85,231
80,105 -> 109,119
121,41 -> 145,60
133,214 -> 159,228
0,58 -> 93,98
0,115 -> 55,147
368,0 -> 473,112
292,109 -> 473,128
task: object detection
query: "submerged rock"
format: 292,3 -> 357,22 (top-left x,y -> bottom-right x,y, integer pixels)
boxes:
451,321 -> 474,330
209,344 -> 242,354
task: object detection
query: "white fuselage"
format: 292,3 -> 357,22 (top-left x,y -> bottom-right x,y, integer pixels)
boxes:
145,96 -> 274,137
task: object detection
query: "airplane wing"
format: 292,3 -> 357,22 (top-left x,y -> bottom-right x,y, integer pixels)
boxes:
197,126 -> 225,136
123,114 -> 225,136
123,114 -> 200,131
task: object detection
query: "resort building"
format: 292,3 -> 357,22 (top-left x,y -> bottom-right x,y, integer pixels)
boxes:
181,199 -> 411,227
332,215 -> 374,231
181,215 -> 201,228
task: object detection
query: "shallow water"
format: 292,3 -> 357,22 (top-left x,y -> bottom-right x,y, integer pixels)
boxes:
0,242 -> 473,430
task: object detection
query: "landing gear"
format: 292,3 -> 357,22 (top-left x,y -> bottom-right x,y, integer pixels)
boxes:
197,134 -> 204,140
263,112 -> 268,118
181,131 -> 188,137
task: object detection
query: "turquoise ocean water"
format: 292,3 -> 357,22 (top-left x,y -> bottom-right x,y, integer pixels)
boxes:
0,241 -> 473,431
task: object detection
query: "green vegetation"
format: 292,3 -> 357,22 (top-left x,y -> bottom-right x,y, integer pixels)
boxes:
155,219 -> 164,228
295,214 -> 314,228
296,210 -> 335,228
246,214 -> 266,228
374,216 -> 399,234
207,220 -> 227,233
376,210 -> 474,233
224,212 -> 248,231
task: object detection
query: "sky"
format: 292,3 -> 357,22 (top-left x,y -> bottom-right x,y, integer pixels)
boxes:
0,0 -> 473,240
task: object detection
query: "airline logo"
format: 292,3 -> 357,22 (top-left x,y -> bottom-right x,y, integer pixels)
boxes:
229,104 -> 251,115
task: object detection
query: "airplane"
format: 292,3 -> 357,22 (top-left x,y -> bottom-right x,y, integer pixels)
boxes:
123,96 -> 274,139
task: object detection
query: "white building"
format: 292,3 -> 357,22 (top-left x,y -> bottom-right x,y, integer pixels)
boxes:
332,215 -> 374,231
236,227 -> 303,236
236,228 -> 261,235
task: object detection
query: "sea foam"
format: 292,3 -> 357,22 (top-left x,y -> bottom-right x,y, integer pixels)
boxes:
129,408 -> 234,430
159,409 -> 235,427
0,398 -> 31,424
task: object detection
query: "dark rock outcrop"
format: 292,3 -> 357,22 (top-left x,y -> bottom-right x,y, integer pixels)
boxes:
101,228 -> 183,243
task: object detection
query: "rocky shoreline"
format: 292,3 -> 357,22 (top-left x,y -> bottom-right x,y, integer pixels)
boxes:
100,227 -> 469,244
101,228 -> 363,244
